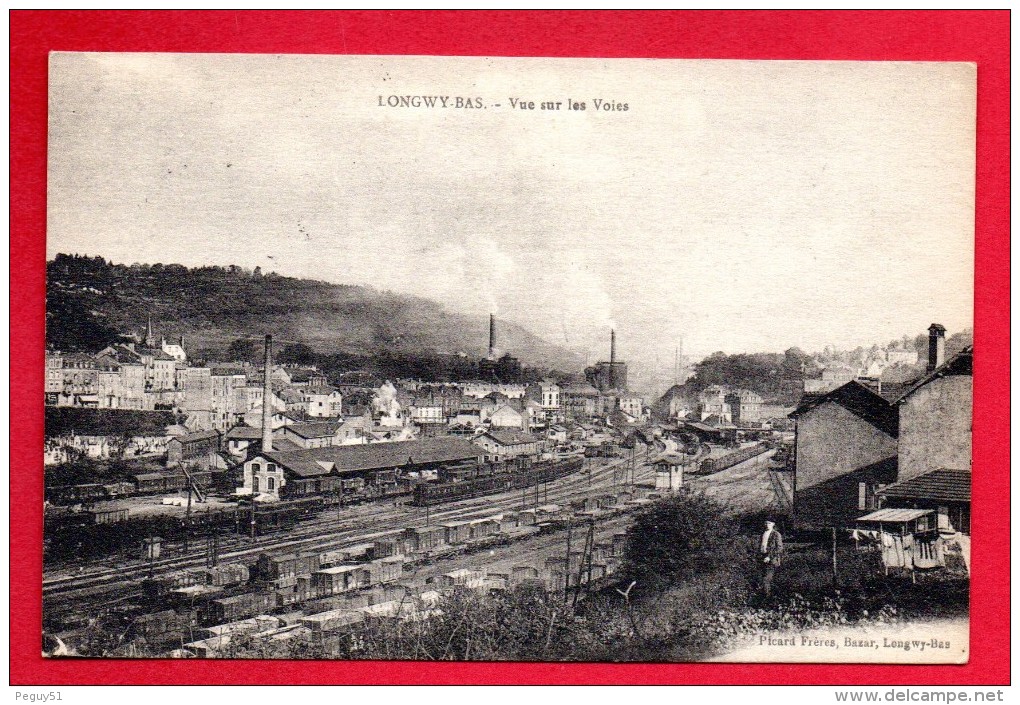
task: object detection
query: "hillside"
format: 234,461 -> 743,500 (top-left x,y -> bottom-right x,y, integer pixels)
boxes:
45,254 -> 583,371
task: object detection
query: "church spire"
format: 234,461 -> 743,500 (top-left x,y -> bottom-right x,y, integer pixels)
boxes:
144,315 -> 156,347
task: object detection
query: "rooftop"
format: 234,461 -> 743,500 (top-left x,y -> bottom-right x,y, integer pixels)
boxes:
225,425 -> 264,440
283,421 -> 340,439
895,347 -> 973,404
172,429 -> 221,443
878,469 -> 971,504
789,380 -> 898,437
480,429 -> 539,446
856,508 -> 934,523
253,437 -> 483,478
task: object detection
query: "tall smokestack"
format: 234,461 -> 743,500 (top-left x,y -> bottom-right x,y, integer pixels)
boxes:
262,334 -> 274,453
488,314 -> 496,358
927,323 -> 947,373
610,329 -> 616,365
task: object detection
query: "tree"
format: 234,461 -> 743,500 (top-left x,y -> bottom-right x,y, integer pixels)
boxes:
227,338 -> 258,363
278,342 -> 316,366
622,489 -> 737,591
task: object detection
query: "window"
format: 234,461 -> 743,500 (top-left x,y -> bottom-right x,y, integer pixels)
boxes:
268,463 -> 277,473
252,476 -> 260,492
251,463 -> 260,473
267,477 -> 275,492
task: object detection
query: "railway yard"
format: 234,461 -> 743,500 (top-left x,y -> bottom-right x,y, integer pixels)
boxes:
43,443 -> 781,658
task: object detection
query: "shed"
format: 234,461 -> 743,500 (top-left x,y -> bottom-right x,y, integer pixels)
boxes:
856,507 -> 937,535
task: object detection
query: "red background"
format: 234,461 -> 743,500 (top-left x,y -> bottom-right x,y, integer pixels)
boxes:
10,10 -> 1010,685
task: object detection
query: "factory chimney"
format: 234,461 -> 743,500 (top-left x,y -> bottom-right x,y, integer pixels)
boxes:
927,323 -> 947,373
488,314 -> 496,359
610,329 -> 616,365
261,334 -> 274,453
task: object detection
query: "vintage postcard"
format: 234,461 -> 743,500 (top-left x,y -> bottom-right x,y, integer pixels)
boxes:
43,53 -> 974,664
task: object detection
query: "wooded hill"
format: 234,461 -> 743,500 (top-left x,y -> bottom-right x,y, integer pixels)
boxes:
45,254 -> 583,372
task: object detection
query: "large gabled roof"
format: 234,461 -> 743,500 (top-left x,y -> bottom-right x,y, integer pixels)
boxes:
789,380 -> 898,437
478,429 -> 539,446
283,421 -> 340,439
895,347 -> 973,404
253,436 -> 483,478
225,425 -> 264,440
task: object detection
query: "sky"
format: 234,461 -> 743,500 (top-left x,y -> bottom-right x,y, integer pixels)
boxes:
48,53 -> 975,382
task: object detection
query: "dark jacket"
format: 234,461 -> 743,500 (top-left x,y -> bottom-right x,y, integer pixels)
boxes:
762,529 -> 784,567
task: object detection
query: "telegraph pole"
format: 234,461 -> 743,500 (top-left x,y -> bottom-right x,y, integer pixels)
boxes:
184,483 -> 193,554
563,519 -> 573,603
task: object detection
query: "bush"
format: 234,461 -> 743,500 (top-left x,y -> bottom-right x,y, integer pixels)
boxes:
622,488 -> 738,592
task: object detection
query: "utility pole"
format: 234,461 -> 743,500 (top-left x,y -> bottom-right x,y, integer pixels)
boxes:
563,520 -> 573,603
184,483 -> 193,554
573,518 -> 595,608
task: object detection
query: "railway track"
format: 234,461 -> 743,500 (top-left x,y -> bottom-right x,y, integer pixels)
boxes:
43,454 -> 652,623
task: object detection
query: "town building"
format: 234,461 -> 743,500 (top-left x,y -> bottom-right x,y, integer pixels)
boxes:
561,383 -> 600,422
878,331 -> 973,535
617,393 -> 644,420
167,429 -> 223,472
279,421 -> 343,449
698,385 -> 731,423
303,386 -> 343,418
789,380 -> 900,529
239,437 -> 484,501
725,389 -> 764,424
472,429 -> 543,463
803,364 -> 861,394
489,403 -> 527,430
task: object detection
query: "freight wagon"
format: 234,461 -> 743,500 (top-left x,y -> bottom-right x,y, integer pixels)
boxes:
313,565 -> 370,596
442,521 -> 472,545
695,442 -> 770,475
253,552 -> 320,582
128,608 -> 200,644
201,591 -> 277,626
372,537 -> 406,559
46,483 -> 109,504
403,525 -> 445,552
300,608 -> 366,634
369,556 -> 405,585
411,458 -> 583,507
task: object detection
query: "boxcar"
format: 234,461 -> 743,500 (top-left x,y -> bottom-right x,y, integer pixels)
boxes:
129,609 -> 199,642
202,591 -> 276,626
313,565 -> 369,596
369,556 -> 405,585
442,521 -> 471,545
255,552 -> 321,582
403,525 -> 446,552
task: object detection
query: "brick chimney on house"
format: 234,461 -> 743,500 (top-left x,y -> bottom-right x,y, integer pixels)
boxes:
927,323 -> 947,373
262,334 -> 274,452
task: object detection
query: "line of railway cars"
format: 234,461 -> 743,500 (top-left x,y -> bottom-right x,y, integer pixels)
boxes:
127,483 -> 655,656
411,457 -> 584,506
46,469 -> 215,505
694,442 -> 771,475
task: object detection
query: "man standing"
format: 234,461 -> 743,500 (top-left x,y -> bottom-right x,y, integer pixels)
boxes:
760,519 -> 784,598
